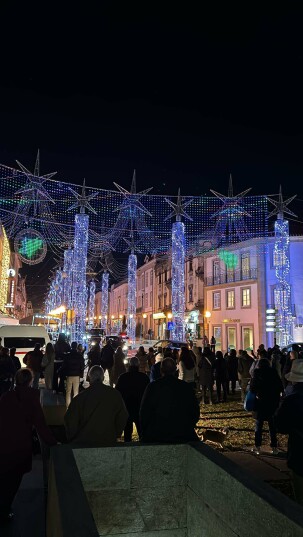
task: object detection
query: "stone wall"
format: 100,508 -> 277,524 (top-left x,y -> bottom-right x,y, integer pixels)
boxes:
47,443 -> 303,537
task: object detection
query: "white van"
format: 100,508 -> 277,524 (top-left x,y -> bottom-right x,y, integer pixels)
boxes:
0,325 -> 51,362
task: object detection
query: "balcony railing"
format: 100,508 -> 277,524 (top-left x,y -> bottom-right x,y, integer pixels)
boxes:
205,268 -> 258,286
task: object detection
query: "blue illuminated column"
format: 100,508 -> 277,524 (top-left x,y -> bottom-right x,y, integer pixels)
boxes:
172,221 -> 185,341
101,271 -> 109,331
63,248 -> 73,310
88,280 -> 96,329
274,216 -> 292,346
127,252 -> 137,347
71,213 -> 89,344
54,270 -> 63,308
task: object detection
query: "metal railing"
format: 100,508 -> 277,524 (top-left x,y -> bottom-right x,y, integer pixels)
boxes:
205,268 -> 258,286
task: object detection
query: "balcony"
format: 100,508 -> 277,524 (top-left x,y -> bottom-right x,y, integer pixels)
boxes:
205,268 -> 258,286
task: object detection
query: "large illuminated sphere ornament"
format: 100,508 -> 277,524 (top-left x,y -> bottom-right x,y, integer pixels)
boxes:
14,228 -> 47,265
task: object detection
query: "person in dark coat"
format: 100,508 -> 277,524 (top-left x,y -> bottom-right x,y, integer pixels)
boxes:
214,351 -> 228,403
9,348 -> 21,372
140,358 -> 200,443
250,358 -> 283,454
116,357 -> 149,441
226,349 -> 238,395
101,341 -> 115,386
23,343 -> 44,389
54,333 -> 71,394
198,346 -> 215,404
276,359 -> 303,505
61,342 -> 85,407
0,369 -> 56,524
238,350 -> 254,402
87,344 -> 102,370
0,348 -> 16,396
282,344 -> 299,388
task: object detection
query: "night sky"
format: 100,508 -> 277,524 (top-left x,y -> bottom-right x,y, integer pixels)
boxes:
1,4 -> 303,307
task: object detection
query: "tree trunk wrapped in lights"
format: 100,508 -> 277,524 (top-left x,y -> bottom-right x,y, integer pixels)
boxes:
71,213 -> 89,344
101,271 -> 109,331
127,252 -> 137,347
88,280 -> 96,329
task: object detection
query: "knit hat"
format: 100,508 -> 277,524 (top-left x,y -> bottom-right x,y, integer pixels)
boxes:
285,359 -> 303,383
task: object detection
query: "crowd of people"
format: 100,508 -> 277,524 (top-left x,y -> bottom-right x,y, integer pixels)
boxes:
0,335 -> 303,524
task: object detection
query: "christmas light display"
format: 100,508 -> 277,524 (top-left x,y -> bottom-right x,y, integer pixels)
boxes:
0,226 -> 10,312
62,248 -> 73,310
101,271 -> 109,331
127,251 -> 137,346
69,180 -> 97,344
0,163 -> 268,255
88,280 -> 96,328
165,189 -> 193,341
14,228 -> 47,265
268,186 -> 297,346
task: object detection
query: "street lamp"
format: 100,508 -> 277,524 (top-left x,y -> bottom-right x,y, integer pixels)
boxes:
204,310 -> 211,341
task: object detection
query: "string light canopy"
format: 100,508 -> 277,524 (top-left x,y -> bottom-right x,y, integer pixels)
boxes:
0,163 -> 269,256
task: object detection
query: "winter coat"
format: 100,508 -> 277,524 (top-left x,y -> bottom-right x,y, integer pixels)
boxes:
64,381 -> 128,446
0,356 -> 16,380
0,386 -> 56,475
62,351 -> 85,377
198,352 -> 215,387
136,351 -> 149,373
238,354 -> 254,380
227,355 -> 238,381
271,350 -> 282,378
276,383 -> 303,477
214,356 -> 228,382
87,348 -> 102,369
100,344 -> 115,370
178,361 -> 195,383
116,370 -> 149,413
54,340 -> 71,361
150,361 -> 162,382
112,354 -> 127,385
140,375 -> 200,443
43,349 -> 55,390
250,366 -> 283,420
23,350 -> 44,373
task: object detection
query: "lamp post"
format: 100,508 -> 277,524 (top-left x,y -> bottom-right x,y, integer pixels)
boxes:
204,310 -> 211,342
142,313 -> 147,341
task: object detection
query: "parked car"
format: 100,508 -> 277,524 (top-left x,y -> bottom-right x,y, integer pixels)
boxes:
153,340 -> 188,354
103,335 -> 129,354
284,342 -> 303,354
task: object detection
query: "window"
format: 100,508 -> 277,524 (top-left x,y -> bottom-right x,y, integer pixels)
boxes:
150,291 -> 153,307
241,253 -> 250,279
145,293 -> 148,308
142,294 -> 144,308
145,273 -> 148,288
188,286 -> 193,302
242,287 -> 251,307
226,290 -> 235,309
158,296 -> 162,309
158,273 -> 161,284
164,270 -> 167,282
213,327 -> 222,351
141,275 -> 144,290
150,271 -> 153,286
189,259 -> 193,272
213,291 -> 221,309
213,260 -> 220,284
4,336 -> 46,349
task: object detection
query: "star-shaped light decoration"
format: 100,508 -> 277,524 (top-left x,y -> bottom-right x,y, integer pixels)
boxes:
210,174 -> 252,219
15,149 -> 57,215
68,179 -> 98,214
113,169 -> 153,217
123,230 -> 143,255
164,188 -> 193,222
267,185 -> 297,220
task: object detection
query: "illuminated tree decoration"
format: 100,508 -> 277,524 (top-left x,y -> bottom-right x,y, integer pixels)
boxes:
101,271 -> 109,331
165,189 -> 193,341
62,248 -> 73,310
88,280 -> 96,328
127,248 -> 137,347
14,228 -> 47,265
68,179 -> 98,344
0,226 -> 10,312
268,186 -> 297,346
